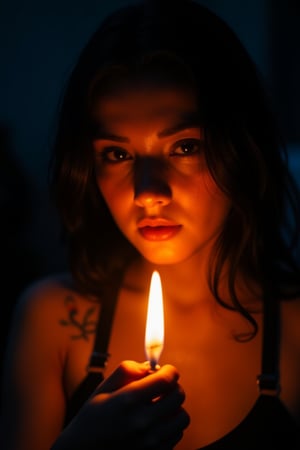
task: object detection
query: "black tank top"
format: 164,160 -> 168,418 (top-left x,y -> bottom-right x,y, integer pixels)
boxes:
63,283 -> 300,449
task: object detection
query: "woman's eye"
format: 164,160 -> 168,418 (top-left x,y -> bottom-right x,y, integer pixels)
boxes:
170,139 -> 203,156
99,147 -> 132,163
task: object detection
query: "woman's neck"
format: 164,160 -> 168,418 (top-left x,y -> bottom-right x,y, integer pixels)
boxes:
125,252 -> 217,309
125,254 -> 261,312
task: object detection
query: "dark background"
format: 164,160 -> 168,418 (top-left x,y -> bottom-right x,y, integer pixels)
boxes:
0,0 -> 299,372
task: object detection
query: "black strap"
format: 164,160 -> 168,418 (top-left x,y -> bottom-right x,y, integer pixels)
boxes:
257,288 -> 281,395
87,273 -> 123,372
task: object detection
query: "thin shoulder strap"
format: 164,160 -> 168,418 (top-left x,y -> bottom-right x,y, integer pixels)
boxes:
257,290 -> 281,395
87,273 -> 123,372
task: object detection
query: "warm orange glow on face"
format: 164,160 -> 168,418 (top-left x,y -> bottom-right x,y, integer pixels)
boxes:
145,270 -> 164,370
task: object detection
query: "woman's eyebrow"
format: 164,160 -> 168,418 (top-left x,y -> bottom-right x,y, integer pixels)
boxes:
157,122 -> 200,138
92,112 -> 201,142
158,112 -> 202,138
93,132 -> 130,143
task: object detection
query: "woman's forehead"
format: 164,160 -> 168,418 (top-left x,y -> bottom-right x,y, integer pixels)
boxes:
92,87 -> 198,125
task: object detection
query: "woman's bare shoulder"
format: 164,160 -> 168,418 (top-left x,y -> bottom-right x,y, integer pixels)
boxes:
3,273 -> 101,376
11,272 -> 100,331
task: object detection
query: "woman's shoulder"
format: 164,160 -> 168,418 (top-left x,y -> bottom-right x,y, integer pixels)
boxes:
17,272 -> 77,307
4,273 -> 101,370
12,272 -> 100,330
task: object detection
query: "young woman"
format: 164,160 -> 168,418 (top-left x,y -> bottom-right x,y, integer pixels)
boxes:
1,0 -> 300,449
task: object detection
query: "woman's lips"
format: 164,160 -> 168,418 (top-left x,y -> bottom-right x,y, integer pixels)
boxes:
137,218 -> 182,241
138,225 -> 182,241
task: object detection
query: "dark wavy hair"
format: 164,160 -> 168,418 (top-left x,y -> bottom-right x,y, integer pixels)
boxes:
49,0 -> 300,337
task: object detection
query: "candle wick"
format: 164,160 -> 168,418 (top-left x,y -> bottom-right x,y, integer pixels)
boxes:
150,359 -> 157,371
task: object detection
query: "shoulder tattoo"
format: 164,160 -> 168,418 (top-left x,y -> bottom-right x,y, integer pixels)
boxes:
59,295 -> 97,340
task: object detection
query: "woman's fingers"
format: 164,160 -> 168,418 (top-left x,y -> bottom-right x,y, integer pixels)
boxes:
116,364 -> 180,405
148,382 -> 186,417
84,362 -> 189,449
109,379 -> 189,447
123,385 -> 190,443
93,362 -> 180,405
92,360 -> 150,395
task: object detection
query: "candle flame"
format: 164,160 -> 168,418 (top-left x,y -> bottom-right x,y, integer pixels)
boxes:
145,270 -> 164,370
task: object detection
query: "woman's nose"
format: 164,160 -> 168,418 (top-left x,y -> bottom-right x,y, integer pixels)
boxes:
134,157 -> 172,208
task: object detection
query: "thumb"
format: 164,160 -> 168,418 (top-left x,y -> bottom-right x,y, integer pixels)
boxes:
93,360 -> 150,395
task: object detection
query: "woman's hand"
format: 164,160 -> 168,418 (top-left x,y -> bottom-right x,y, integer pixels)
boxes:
52,360 -> 190,450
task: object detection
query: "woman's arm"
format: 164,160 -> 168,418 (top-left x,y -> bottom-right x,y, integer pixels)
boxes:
1,279 -> 189,450
1,280 -> 69,450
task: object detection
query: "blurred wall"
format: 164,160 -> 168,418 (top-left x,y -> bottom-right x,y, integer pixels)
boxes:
0,0 -> 299,366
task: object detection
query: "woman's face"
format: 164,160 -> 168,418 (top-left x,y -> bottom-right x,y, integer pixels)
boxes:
92,86 -> 231,265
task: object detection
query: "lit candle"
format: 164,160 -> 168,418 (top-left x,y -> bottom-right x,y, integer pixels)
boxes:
145,270 -> 164,371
